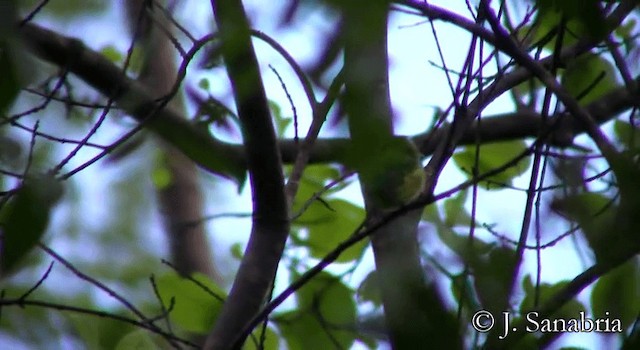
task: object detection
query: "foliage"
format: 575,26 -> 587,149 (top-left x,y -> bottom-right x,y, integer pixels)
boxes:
1,0 -> 640,349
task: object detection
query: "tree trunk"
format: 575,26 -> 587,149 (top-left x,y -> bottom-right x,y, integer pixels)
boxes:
125,0 -> 219,281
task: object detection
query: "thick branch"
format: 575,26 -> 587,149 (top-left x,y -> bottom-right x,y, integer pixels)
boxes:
342,1 -> 461,347
204,0 -> 289,349
18,21 -> 638,173
19,22 -> 246,182
125,0 -> 220,282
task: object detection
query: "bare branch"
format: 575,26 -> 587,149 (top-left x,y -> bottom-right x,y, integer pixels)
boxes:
204,0 -> 289,348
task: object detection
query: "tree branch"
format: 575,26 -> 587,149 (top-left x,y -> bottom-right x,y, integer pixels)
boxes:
340,1 -> 461,347
125,0 -> 220,284
204,0 -> 289,348
479,0 -> 620,159
18,19 -> 638,176
18,22 -> 246,182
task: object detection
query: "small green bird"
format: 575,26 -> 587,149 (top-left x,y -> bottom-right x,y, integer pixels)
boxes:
357,136 -> 426,209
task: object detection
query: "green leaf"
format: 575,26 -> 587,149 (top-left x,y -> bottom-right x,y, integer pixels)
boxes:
561,54 -> 617,105
450,273 -> 480,312
99,45 -> 123,64
139,104 -> 246,186
520,276 -> 586,319
68,311 -> 136,349
68,313 -> 102,349
432,217 -> 493,261
472,246 -> 516,316
615,18 -> 636,40
551,157 -> 587,193
453,140 -> 530,189
536,0 -> 606,42
553,151 -> 640,266
193,95 -> 239,135
289,164 -> 345,214
199,78 -> 211,90
269,100 -> 291,137
301,165 -> 342,187
429,191 -> 495,270
512,77 -> 544,109
614,120 -> 640,150
551,192 -> 615,263
614,18 -> 637,54
443,189 -> 475,227
1,176 -> 64,275
357,271 -> 382,306
591,260 -> 640,326
293,199 -> 366,263
155,272 -> 225,334
242,326 -> 280,350
277,271 -> 356,350
529,5 -> 579,47
609,151 -> 640,259
231,242 -> 244,260
0,5 -> 23,116
114,330 -> 157,350
0,55 -> 19,114
422,202 -> 441,223
20,0 -> 106,18
151,152 -> 173,190
414,282 -> 462,348
0,135 -> 22,168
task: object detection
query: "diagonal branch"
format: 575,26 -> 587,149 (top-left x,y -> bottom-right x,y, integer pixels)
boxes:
18,22 -> 246,182
479,0 -> 621,159
125,0 -> 220,284
18,19 -> 638,173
